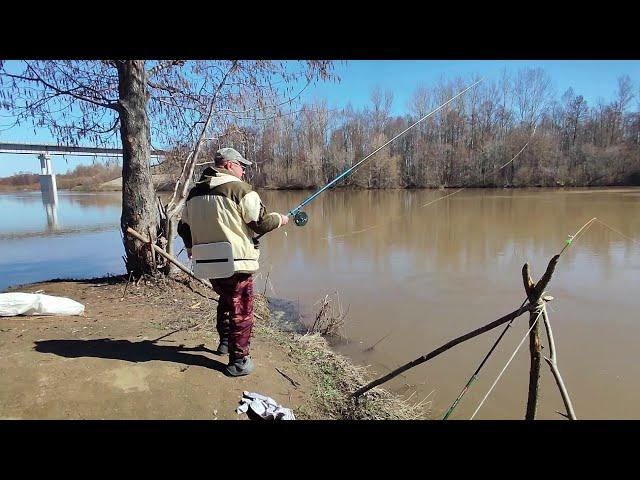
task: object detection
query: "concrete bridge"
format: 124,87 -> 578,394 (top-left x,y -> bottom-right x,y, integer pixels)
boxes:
0,142 -> 166,203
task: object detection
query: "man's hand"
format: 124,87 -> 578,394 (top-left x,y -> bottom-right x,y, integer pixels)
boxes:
280,214 -> 290,226
187,248 -> 192,259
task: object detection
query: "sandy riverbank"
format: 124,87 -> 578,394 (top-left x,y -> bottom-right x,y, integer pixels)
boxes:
0,273 -> 423,420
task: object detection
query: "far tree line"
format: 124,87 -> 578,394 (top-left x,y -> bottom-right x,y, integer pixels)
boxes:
0,162 -> 121,190
168,69 -> 639,189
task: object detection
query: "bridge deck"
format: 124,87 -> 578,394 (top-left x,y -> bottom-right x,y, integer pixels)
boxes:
0,142 -> 166,157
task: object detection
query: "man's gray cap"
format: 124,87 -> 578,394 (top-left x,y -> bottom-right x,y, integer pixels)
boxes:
214,147 -> 252,166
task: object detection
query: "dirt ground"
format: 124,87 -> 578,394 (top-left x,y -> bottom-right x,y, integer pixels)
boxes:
0,275 -> 315,420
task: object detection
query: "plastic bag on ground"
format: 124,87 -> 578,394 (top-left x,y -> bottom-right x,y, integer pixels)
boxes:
0,292 -> 85,316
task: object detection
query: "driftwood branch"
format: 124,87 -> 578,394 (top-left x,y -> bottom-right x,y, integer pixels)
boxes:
542,303 -> 577,420
352,302 -> 536,398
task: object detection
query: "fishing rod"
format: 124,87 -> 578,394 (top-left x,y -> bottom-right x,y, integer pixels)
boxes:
252,78 -> 484,245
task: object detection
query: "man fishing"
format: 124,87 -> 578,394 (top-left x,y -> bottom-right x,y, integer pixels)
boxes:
175,82 -> 481,378
177,147 -> 289,376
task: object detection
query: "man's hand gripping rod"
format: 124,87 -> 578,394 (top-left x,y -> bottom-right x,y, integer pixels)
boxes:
252,207 -> 306,247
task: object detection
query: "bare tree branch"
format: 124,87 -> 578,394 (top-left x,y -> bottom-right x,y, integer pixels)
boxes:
8,63 -> 119,111
147,60 -> 186,78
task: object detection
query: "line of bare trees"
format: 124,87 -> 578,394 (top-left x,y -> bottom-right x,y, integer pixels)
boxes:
201,69 -> 640,189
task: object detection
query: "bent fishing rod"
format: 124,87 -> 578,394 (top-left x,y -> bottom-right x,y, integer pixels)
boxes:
252,78 -> 484,246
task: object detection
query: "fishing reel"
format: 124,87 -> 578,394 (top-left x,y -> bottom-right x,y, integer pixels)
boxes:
293,210 -> 308,227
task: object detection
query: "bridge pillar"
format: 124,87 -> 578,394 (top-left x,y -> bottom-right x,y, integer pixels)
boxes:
38,153 -> 58,204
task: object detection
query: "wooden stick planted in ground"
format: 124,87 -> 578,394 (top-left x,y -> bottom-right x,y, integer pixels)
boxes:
541,303 -> 577,420
519,255 -> 560,420
522,262 -> 542,421
263,270 -> 270,296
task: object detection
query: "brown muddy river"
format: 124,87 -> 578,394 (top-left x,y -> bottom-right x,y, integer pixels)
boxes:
258,188 -> 640,420
1,187 -> 639,419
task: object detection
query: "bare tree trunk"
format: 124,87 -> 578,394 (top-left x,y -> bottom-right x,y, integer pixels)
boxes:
163,215 -> 181,275
117,60 -> 157,276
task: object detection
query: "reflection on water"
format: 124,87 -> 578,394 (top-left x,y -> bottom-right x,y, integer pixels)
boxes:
256,188 -> 640,420
0,191 -> 127,290
40,181 -> 62,231
1,187 -> 639,419
44,200 -> 59,230
43,192 -> 59,230
0,190 -> 123,239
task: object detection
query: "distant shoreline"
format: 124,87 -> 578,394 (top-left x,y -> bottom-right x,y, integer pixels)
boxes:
2,183 -> 639,194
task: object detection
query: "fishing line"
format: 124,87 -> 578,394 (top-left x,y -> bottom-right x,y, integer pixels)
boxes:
253,79 -> 485,243
323,125 -> 538,242
321,188 -> 466,241
558,217 -> 597,256
595,218 -> 639,245
420,188 -> 465,208
495,124 -> 537,171
469,307 -> 545,420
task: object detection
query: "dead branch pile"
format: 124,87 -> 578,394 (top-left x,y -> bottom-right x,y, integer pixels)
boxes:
308,291 -> 348,338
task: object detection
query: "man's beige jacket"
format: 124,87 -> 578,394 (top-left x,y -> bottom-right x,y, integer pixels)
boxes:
177,168 -> 282,274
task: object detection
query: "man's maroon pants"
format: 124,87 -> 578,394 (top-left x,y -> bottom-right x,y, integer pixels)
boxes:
210,273 -> 254,360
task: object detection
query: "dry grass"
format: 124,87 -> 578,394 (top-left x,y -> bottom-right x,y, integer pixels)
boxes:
253,294 -> 431,420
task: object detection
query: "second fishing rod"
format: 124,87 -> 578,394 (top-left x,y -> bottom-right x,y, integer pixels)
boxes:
251,78 -> 484,247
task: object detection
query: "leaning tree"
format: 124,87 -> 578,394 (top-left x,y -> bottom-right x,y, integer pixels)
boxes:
0,60 -> 336,276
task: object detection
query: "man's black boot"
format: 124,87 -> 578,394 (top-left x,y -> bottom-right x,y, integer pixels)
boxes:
226,356 -> 254,377
216,337 -> 229,355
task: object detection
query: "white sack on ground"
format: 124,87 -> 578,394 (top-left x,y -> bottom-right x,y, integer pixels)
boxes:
0,293 -> 85,316
236,391 -> 295,420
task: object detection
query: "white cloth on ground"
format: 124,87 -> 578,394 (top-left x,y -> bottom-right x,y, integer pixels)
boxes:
0,293 -> 85,317
236,391 -> 295,420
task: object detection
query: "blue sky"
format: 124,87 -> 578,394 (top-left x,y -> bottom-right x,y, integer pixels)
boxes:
1,60 -> 639,177
300,60 -> 640,116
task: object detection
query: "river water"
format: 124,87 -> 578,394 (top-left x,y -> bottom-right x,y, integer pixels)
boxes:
1,187 -> 639,419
